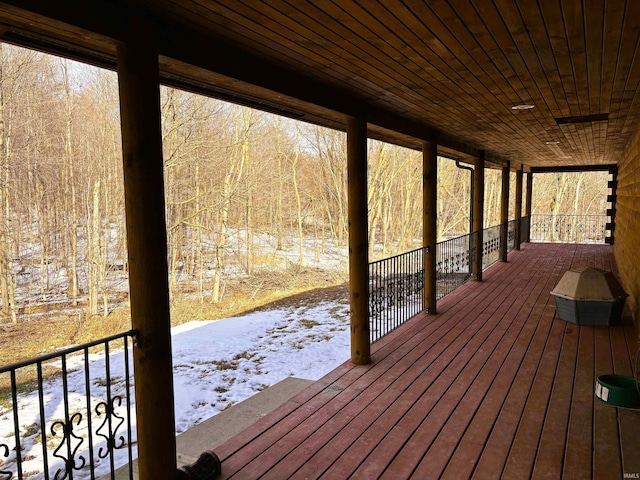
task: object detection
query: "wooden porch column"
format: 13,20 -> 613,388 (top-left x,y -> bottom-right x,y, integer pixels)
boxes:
473,153 -> 485,281
116,11 -> 177,479
422,140 -> 437,314
499,161 -> 510,262
525,171 -> 533,242
515,166 -> 523,250
347,116 -> 370,365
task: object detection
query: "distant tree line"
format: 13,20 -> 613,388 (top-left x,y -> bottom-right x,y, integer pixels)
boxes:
0,44 -> 609,323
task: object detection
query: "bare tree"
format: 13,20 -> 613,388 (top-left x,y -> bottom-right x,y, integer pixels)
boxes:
303,126 -> 348,246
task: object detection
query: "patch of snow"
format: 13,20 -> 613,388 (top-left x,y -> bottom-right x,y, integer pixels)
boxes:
0,297 -> 350,479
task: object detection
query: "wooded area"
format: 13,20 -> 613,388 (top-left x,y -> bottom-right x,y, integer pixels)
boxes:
0,44 -> 610,324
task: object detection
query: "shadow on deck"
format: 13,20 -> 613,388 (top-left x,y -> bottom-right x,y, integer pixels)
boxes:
213,243 -> 640,479
106,378 -> 314,479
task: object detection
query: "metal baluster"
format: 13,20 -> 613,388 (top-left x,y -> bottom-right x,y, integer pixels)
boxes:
374,260 -> 377,343
37,362 -> 50,480
124,336 -> 134,480
402,253 -> 406,325
52,353 -> 84,480
105,342 -> 115,477
376,260 -> 380,342
83,347 -> 95,480
370,261 -> 375,343
64,354 -> 74,480
11,370 -> 23,480
393,255 -> 398,332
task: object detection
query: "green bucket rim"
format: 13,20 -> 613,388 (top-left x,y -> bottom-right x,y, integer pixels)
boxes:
596,374 -> 640,409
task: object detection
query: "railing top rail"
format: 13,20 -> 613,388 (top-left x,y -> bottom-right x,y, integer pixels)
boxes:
482,224 -> 502,232
529,213 -> 607,244
531,214 -> 607,218
437,231 -> 477,245
0,329 -> 138,373
369,245 -> 425,266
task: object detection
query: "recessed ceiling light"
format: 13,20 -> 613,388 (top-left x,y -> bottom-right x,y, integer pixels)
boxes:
555,113 -> 608,125
545,141 -> 560,145
511,104 -> 535,110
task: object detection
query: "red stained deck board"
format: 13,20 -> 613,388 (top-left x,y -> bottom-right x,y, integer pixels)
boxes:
472,244 -> 577,480
220,315 -> 458,475
436,247 -> 573,479
471,304 -> 558,480
286,311 -> 502,479
376,248 -> 563,480
285,310 -> 502,480
593,326 -> 622,479
213,244 -> 638,480
561,326 -> 594,479
400,316 -> 536,479
611,318 -> 640,478
531,322 -> 579,479
331,310 -> 511,480
284,250 -> 546,479
494,252 -> 577,478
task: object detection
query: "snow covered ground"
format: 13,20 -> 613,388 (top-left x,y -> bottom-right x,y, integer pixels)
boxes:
0,296 -> 350,479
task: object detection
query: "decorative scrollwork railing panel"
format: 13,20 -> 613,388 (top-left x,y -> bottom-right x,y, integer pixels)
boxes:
435,232 -> 476,301
369,247 -> 426,344
482,225 -> 502,270
51,412 -> 86,480
0,330 -> 137,480
520,215 -> 531,243
507,219 -> 517,252
529,214 -> 607,244
370,230 -> 522,344
1,443 -> 13,480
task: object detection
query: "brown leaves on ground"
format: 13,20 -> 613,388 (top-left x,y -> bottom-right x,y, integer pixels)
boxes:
0,309 -> 131,368
244,283 -> 348,313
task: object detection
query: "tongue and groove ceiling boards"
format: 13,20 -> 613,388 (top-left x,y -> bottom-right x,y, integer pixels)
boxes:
1,0 -> 639,168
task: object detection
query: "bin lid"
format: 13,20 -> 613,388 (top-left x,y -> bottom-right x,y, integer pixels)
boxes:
550,267 -> 628,301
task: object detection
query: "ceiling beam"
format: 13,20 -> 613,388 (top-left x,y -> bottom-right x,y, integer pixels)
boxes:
530,165 -> 617,173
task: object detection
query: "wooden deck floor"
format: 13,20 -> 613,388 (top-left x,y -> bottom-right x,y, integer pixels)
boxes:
213,243 -> 640,479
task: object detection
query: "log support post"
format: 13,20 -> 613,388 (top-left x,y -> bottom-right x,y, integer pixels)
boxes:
525,171 -> 533,242
473,153 -> 485,281
347,116 -> 370,365
499,161 -> 510,262
515,166 -> 523,250
116,10 -> 177,479
422,140 -> 437,314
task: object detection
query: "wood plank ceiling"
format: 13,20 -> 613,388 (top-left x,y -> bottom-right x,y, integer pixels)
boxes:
1,0 -> 640,169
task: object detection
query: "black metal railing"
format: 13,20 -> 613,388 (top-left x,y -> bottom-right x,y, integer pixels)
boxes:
507,219 -> 517,252
0,331 -> 137,480
529,214 -> 607,243
436,232 -> 476,301
520,215 -> 530,243
482,225 -> 502,269
367,217 -> 536,344
368,233 -> 480,343
369,247 -> 425,344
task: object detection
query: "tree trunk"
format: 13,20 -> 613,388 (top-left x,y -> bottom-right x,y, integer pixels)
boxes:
213,111 -> 246,303
89,179 -> 101,316
243,108 -> 254,275
276,147 -> 284,250
292,132 -> 304,264
0,44 -> 15,323
572,173 -> 584,242
194,162 -> 204,304
62,61 -> 79,307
